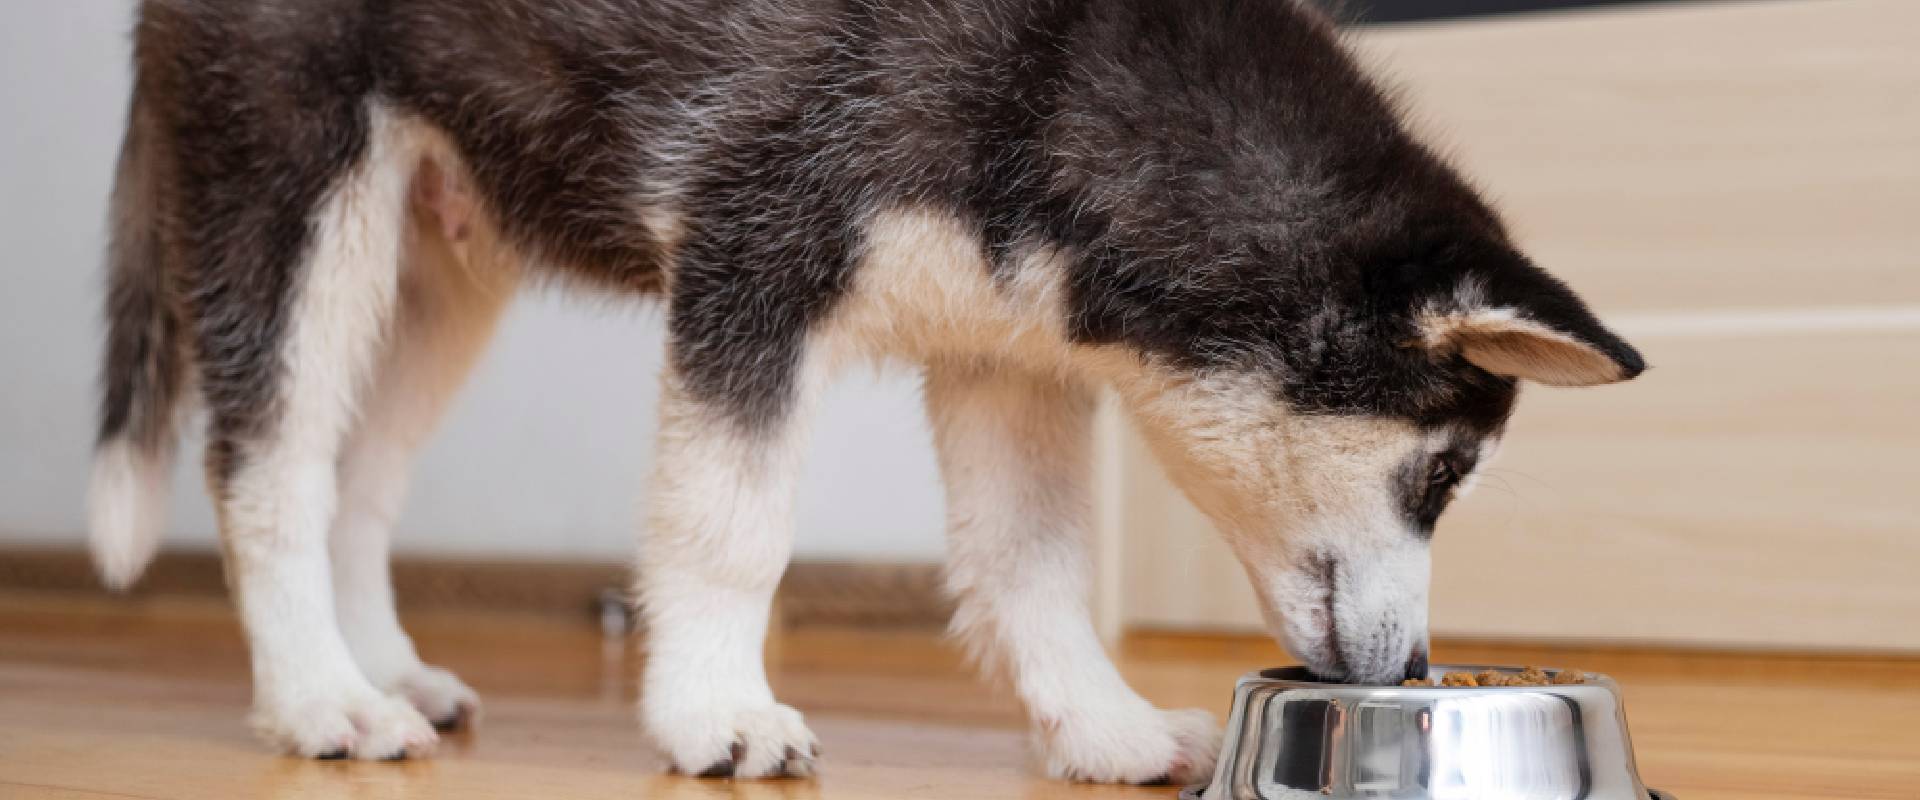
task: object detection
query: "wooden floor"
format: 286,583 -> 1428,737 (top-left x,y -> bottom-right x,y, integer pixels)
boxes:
2,592 -> 1917,799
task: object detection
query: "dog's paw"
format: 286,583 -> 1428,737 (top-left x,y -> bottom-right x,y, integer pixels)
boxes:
1037,705 -> 1221,785
647,703 -> 820,779
251,687 -> 440,761
387,664 -> 480,732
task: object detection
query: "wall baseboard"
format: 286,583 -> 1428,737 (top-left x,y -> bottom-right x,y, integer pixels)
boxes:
0,547 -> 952,629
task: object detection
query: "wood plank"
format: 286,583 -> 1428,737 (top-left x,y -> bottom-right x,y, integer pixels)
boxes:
1358,0 -> 1920,312
1431,328 -> 1920,649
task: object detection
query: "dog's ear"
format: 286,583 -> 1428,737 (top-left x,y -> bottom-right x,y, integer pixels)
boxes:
1416,269 -> 1645,387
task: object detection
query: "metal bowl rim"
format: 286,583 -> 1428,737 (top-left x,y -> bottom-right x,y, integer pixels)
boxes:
1180,786 -> 1675,800
1241,664 -> 1622,692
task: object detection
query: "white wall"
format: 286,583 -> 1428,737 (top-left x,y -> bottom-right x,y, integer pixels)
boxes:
0,3 -> 948,563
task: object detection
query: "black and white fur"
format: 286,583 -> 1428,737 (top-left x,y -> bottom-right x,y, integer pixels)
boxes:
89,0 -> 1643,781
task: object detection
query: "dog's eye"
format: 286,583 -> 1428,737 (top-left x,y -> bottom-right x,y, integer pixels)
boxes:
1406,452 -> 1471,531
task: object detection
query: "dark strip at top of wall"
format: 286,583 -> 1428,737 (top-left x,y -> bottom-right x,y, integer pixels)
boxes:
1325,0 -> 1708,24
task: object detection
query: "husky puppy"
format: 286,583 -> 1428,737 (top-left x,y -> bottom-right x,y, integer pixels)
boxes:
89,0 -> 1643,782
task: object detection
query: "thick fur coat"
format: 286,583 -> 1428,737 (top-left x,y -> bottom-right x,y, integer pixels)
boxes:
90,0 -> 1642,781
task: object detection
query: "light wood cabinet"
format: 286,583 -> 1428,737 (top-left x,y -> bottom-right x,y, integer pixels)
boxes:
1105,0 -> 1920,651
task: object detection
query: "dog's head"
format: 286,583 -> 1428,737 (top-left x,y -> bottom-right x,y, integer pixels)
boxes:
1115,239 -> 1641,683
1034,0 -> 1644,682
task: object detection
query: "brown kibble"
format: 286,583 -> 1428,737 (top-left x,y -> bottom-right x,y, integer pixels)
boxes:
1515,666 -> 1552,686
1401,677 -> 1435,687
1551,669 -> 1587,685
1425,666 -> 1586,687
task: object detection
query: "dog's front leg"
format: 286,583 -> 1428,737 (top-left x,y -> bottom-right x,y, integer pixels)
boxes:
924,364 -> 1221,785
636,367 -> 822,779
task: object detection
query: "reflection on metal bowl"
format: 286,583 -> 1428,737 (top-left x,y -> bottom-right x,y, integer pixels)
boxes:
1185,666 -> 1672,800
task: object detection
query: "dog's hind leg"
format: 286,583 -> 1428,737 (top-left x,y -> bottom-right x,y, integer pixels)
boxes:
200,104 -> 438,760
330,163 -> 518,732
924,364 -> 1222,785
636,364 -> 826,779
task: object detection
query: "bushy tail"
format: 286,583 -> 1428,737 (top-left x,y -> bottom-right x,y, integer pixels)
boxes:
89,90 -> 184,590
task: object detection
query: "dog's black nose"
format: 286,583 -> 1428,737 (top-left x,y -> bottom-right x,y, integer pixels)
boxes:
1404,649 -> 1431,682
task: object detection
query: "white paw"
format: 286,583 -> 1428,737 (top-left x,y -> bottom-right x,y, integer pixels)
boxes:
387,664 -> 480,731
646,702 -> 820,779
1037,705 -> 1221,785
251,686 -> 439,760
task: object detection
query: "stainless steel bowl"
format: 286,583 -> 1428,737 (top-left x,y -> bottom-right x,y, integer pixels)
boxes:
1186,666 -> 1672,800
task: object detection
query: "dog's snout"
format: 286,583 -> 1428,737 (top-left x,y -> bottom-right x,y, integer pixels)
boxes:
1259,543 -> 1431,686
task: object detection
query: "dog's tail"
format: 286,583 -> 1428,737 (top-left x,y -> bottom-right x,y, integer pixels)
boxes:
89,87 -> 185,590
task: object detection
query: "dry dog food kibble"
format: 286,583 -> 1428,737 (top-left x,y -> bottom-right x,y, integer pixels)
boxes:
1551,669 -> 1587,685
1401,666 -> 1585,687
